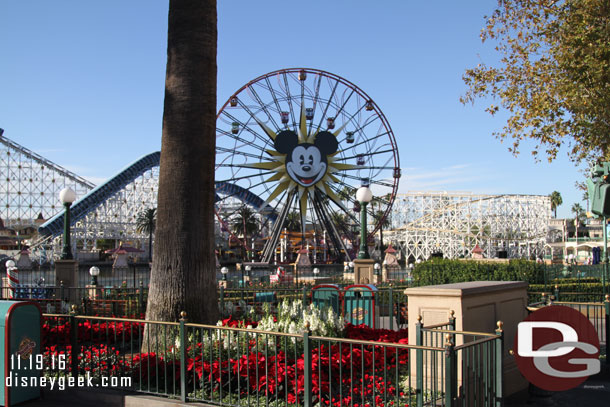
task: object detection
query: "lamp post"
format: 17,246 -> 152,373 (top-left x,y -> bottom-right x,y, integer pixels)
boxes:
245,264 -> 251,284
356,186 -> 373,259
374,262 -> 381,284
89,266 -> 100,286
602,217 -> 609,296
6,259 -> 17,299
221,266 -> 229,281
59,187 -> 76,260
313,267 -> 320,278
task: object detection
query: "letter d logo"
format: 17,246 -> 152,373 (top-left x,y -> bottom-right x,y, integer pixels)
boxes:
517,321 -> 577,357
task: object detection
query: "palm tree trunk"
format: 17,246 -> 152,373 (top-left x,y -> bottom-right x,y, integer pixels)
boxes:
145,0 -> 218,326
148,230 -> 153,262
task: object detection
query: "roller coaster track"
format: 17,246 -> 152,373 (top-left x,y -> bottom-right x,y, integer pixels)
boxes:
0,128 -> 94,189
37,152 -> 277,239
38,152 -> 161,238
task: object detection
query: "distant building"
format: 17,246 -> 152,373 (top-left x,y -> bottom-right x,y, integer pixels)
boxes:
544,217 -> 607,264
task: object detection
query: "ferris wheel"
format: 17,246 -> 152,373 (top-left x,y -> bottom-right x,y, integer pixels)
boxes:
215,68 -> 400,263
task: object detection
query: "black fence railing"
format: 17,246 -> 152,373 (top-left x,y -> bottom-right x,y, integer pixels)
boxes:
40,311 -> 503,406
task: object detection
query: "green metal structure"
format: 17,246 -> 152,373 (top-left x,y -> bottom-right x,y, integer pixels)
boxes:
343,284 -> 378,328
0,301 -> 42,406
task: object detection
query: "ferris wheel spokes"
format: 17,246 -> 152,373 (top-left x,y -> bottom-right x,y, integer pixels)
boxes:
216,68 -> 400,264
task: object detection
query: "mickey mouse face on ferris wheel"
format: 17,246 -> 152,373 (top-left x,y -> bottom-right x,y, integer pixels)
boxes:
274,130 -> 338,188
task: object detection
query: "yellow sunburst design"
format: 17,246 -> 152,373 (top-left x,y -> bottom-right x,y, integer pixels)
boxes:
245,109 -> 356,221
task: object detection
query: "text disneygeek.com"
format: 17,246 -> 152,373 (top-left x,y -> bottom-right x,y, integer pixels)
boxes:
6,372 -> 131,390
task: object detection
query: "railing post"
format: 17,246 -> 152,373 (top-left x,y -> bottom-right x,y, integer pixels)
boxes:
444,334 -> 456,407
69,304 -> 79,377
60,280 -> 65,302
416,315 -> 423,407
220,286 -> 225,316
449,309 -> 456,330
604,294 -> 610,360
554,284 -> 559,302
448,310 -> 456,345
543,263 -> 547,291
303,323 -> 312,407
495,321 -> 504,407
179,311 -> 187,403
302,286 -> 308,304
138,280 -> 144,316
389,287 -> 394,331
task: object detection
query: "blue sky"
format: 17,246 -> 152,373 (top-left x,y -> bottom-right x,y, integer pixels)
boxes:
0,1 -> 587,218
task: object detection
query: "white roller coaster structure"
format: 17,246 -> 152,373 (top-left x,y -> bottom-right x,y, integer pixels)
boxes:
385,191 -> 551,261
1,130 -> 552,263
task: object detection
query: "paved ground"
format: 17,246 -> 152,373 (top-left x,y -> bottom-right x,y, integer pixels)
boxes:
19,366 -> 610,406
506,367 -> 610,406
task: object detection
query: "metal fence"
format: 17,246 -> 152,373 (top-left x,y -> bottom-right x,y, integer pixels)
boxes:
1,284 -> 147,317
1,262 -> 151,287
418,315 -> 504,407
527,294 -> 609,359
41,311 -> 503,407
219,285 -> 411,331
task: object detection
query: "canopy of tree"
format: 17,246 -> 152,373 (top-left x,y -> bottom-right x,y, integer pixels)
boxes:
462,0 -> 610,164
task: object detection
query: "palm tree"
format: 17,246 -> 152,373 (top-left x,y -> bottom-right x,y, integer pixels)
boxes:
285,211 -> 301,232
338,186 -> 354,206
550,191 -> 563,218
571,203 -> 585,221
136,208 -> 156,261
571,203 -> 585,241
232,205 -> 259,260
372,209 -> 390,253
583,190 -> 590,213
146,0 -> 218,327
330,212 -> 350,235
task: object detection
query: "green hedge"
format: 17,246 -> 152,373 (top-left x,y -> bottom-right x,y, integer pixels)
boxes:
529,282 -> 604,293
547,277 -> 601,285
529,282 -> 605,303
411,259 -> 545,286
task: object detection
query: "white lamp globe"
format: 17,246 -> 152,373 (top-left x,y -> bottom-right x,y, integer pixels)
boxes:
5,259 -> 15,268
59,187 -> 76,204
220,267 -> 229,275
356,186 -> 373,203
89,266 -> 100,277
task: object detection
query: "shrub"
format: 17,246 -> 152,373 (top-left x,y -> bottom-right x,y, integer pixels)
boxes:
411,258 -> 545,286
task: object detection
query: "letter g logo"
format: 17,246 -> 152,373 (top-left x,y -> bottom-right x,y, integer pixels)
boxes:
514,305 -> 600,391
